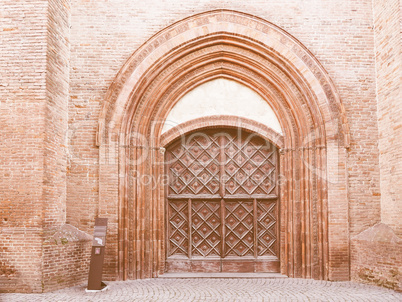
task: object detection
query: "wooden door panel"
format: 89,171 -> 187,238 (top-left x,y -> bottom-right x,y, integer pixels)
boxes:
191,200 -> 221,257
190,260 -> 221,273
221,259 -> 256,273
168,134 -> 220,196
222,132 -> 277,197
255,259 -> 280,272
165,259 -> 191,272
167,200 -> 189,257
257,200 -> 278,257
224,200 -> 254,257
166,129 -> 279,273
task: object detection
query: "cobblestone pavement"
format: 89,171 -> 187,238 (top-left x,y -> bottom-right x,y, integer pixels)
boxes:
2,278 -> 401,302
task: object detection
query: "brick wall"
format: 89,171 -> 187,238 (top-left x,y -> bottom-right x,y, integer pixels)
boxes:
349,0 -> 402,291
40,0 -> 95,293
42,224 -> 92,292
43,0 -> 70,230
68,0 -> 381,280
0,0 -> 93,293
373,0 -> 402,236
351,223 -> 402,292
0,0 -> 48,293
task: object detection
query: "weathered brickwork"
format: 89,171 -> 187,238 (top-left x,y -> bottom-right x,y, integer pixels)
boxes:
42,224 -> 92,292
1,0 -> 91,293
373,0 -> 402,236
42,241 -> 92,292
349,1 -> 402,291
351,224 -> 402,292
0,231 -> 43,293
0,0 -> 401,294
43,0 -> 70,230
0,0 -> 48,293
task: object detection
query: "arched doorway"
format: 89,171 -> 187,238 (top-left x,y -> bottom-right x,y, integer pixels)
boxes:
165,128 -> 279,273
97,10 -> 351,281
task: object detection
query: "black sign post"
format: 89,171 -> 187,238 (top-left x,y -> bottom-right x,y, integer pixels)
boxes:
87,218 -> 108,291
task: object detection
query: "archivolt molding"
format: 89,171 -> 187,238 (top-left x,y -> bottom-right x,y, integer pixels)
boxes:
160,115 -> 284,148
97,10 -> 350,148
97,10 -> 351,282
140,43 -> 307,143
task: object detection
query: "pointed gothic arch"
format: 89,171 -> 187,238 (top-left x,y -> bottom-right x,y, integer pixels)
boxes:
97,10 -> 351,281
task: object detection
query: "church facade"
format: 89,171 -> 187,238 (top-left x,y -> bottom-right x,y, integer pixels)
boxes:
0,0 -> 401,293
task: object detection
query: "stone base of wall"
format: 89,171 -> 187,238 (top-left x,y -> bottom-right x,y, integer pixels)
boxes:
42,224 -> 92,292
351,223 -> 402,292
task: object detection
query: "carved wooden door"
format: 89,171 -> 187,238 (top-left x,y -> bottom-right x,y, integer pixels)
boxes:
165,129 -> 279,273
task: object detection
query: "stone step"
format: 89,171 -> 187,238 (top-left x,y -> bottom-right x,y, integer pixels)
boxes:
158,272 -> 288,279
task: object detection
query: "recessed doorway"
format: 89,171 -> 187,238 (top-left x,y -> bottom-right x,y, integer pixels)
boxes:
165,128 -> 280,273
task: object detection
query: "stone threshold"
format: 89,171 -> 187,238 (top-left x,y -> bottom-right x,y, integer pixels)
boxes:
158,273 -> 288,279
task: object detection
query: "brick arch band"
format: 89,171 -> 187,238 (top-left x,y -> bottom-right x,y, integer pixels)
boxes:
97,10 -> 351,282
160,116 -> 284,149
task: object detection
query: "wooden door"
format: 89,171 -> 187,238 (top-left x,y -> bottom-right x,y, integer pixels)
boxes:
165,129 -> 279,273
